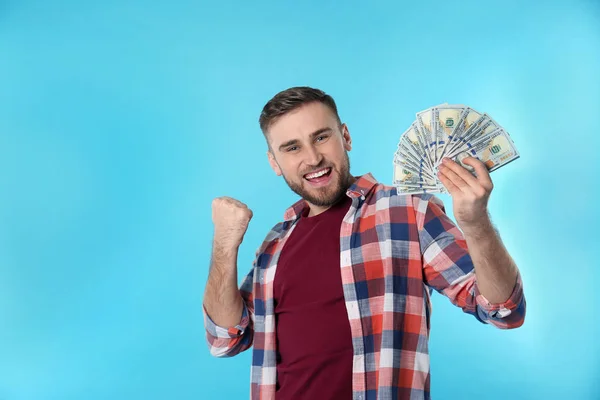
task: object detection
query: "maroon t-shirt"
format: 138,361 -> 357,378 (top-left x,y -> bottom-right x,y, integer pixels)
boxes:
273,195 -> 354,400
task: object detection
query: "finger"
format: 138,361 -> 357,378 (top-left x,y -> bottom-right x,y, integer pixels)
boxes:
232,199 -> 247,208
223,197 -> 246,208
441,158 -> 479,188
462,157 -> 493,191
437,170 -> 461,196
438,165 -> 471,193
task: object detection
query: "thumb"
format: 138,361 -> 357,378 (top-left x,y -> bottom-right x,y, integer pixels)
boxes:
463,157 -> 493,187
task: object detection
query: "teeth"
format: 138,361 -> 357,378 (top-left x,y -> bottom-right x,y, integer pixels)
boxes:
306,168 -> 330,179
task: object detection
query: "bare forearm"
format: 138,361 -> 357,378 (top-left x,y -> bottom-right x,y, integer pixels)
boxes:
203,243 -> 244,328
462,218 -> 518,304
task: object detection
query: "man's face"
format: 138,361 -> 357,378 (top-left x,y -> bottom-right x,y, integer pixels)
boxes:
266,102 -> 354,211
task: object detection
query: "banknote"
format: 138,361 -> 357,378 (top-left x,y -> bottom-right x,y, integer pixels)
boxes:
450,128 -> 520,172
398,124 -> 434,171
446,115 -> 500,157
392,163 -> 437,187
436,106 -> 484,159
393,104 -> 519,194
394,152 -> 437,181
415,108 -> 437,166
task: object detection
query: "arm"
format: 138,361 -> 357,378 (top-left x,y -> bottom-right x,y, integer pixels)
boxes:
432,156 -> 525,328
202,197 -> 256,357
204,244 -> 244,328
460,219 -> 518,304
414,194 -> 525,329
203,254 -> 255,358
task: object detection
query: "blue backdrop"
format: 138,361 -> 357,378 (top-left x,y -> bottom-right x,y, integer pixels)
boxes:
1,1 -> 599,399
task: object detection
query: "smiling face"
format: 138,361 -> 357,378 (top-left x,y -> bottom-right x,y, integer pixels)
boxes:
265,101 -> 355,216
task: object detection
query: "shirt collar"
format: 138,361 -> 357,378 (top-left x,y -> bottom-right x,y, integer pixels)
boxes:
283,173 -> 378,221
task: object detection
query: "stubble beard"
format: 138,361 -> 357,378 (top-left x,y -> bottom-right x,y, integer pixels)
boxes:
282,151 -> 354,208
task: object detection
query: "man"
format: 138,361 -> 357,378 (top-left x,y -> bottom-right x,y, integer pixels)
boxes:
203,87 -> 526,400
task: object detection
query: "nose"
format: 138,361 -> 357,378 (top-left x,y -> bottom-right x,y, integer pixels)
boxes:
305,144 -> 323,167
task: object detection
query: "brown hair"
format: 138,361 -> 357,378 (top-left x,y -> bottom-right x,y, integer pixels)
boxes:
259,86 -> 341,134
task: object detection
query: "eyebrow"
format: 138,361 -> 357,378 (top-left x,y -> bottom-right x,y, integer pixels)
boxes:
277,127 -> 333,151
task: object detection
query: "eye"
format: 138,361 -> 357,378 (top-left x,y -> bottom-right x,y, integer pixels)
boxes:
286,146 -> 299,152
315,134 -> 329,143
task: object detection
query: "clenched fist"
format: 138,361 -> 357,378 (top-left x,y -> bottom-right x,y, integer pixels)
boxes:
211,197 -> 253,250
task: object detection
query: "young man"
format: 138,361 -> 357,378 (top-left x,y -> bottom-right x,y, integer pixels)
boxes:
203,87 -> 526,400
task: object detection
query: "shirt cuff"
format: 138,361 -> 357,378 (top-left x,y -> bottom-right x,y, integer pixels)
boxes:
475,272 -> 524,319
203,303 -> 250,339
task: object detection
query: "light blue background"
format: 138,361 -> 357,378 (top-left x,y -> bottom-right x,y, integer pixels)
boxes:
1,1 -> 599,399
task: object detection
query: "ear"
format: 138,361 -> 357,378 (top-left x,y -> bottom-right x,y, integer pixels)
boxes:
267,150 -> 282,176
341,123 -> 352,151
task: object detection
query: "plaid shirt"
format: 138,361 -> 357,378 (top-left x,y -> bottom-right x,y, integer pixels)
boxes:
204,173 -> 525,400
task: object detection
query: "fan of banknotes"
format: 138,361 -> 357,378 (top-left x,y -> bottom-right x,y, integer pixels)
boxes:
393,103 -> 519,194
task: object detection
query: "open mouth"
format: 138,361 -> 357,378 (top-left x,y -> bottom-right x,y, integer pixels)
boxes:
303,167 -> 333,184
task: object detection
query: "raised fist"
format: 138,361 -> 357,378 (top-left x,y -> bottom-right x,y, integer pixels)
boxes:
211,197 -> 253,250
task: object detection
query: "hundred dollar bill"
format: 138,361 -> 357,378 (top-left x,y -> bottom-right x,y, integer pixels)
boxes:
395,185 -> 443,195
435,106 -> 482,161
396,137 -> 425,168
446,117 -> 502,160
397,139 -> 429,173
432,105 -> 466,162
398,123 -> 434,171
394,141 -> 437,179
393,163 -> 438,187
392,102 -> 520,193
445,116 -> 497,158
451,128 -> 519,172
394,153 -> 428,178
393,154 -> 437,181
443,110 -> 488,157
415,107 -> 437,166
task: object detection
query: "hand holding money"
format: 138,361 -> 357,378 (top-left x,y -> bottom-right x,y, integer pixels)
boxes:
437,157 -> 493,230
393,103 -> 519,194
212,197 -> 253,251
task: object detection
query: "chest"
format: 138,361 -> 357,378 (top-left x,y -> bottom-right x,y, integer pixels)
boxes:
255,205 -> 423,313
